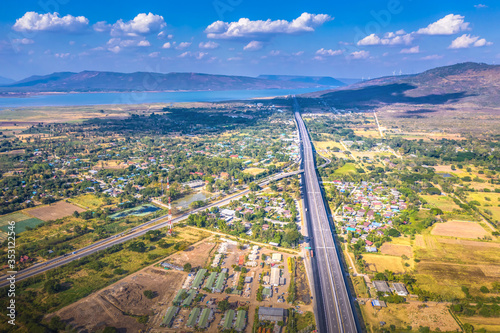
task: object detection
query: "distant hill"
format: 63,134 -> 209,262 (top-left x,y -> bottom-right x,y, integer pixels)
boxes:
0,76 -> 15,85
302,62 -> 500,108
257,75 -> 347,87
0,71 -> 325,93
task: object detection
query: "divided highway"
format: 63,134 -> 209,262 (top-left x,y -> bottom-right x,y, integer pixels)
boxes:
0,169 -> 302,288
294,96 -> 359,333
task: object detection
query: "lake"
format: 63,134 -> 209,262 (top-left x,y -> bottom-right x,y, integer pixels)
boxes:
0,87 -> 324,108
173,191 -> 211,209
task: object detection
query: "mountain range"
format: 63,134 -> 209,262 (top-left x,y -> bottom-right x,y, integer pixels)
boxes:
0,76 -> 15,85
0,71 -> 340,94
257,75 -> 352,87
303,62 -> 500,108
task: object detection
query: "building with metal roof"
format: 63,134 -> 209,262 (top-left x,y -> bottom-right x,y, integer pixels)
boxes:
223,309 -> 235,329
162,306 -> 179,327
173,289 -> 187,306
272,253 -> 282,262
191,268 -> 207,289
186,307 -> 201,328
204,272 -> 218,290
213,272 -> 227,293
391,282 -> 408,296
182,289 -> 197,307
235,310 -> 247,331
198,308 -> 212,329
373,280 -> 391,293
270,267 -> 281,286
258,307 -> 287,322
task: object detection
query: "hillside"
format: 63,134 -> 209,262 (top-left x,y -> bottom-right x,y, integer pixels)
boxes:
0,71 -> 323,93
302,62 -> 500,108
257,75 -> 348,87
0,76 -> 15,85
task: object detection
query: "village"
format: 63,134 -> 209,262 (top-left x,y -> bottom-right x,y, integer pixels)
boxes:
157,238 -> 309,333
332,181 -> 408,253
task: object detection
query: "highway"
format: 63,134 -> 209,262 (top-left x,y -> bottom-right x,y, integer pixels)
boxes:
0,169 -> 302,288
294,96 -> 359,333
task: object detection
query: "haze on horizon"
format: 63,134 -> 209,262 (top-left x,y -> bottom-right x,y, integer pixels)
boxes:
0,0 -> 498,81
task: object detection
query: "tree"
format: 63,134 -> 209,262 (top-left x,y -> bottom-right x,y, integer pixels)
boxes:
44,279 -> 62,294
183,263 -> 192,272
249,182 -> 260,192
103,327 -> 118,333
218,299 -> 230,312
479,286 -> 489,293
144,290 -> 155,299
463,323 -> 474,333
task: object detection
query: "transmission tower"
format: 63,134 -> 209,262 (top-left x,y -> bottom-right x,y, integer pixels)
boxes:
167,177 -> 172,235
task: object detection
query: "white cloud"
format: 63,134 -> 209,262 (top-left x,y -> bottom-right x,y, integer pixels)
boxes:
149,52 -> 160,57
13,12 -> 89,32
417,14 -> 469,35
351,50 -> 370,59
108,46 -> 121,53
106,37 -> 151,52
421,54 -> 443,60
55,52 -> 70,58
243,41 -> 263,51
227,57 -> 242,61
195,52 -> 208,60
357,32 -> 413,46
12,38 -> 34,45
93,21 -> 109,32
162,42 -> 173,49
178,51 -> 208,60
96,13 -> 166,36
157,31 -> 173,39
293,51 -> 304,56
205,12 -> 332,39
199,41 -> 219,49
400,46 -> 420,54
176,42 -> 192,50
474,4 -> 488,8
449,34 -> 492,49
269,50 -> 281,56
315,48 -> 342,56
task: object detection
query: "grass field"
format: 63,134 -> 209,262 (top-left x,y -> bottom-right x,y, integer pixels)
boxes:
0,212 -> 32,226
379,243 -> 413,257
466,192 -> 500,222
363,254 -> 406,273
414,233 -> 500,297
353,129 -> 381,138
431,221 -> 490,238
312,140 -> 344,151
420,194 -> 461,212
462,315 -> 500,332
0,211 -> 44,234
0,217 -> 44,233
26,201 -> 86,221
242,167 -> 267,176
334,163 -> 358,175
69,193 -> 115,210
359,301 -> 460,332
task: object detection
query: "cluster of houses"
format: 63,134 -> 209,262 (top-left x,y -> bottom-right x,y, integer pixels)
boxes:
333,181 -> 408,252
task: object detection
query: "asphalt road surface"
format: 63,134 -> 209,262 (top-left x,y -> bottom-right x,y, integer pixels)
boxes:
293,96 -> 359,333
0,169 -> 302,288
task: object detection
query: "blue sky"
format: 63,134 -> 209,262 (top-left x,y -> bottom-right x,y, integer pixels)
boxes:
0,0 -> 498,80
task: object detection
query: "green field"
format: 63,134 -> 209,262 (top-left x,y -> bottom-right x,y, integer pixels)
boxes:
333,163 -> 358,175
68,193 -> 113,210
421,194 -> 461,212
0,212 -> 44,233
467,192 -> 500,222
